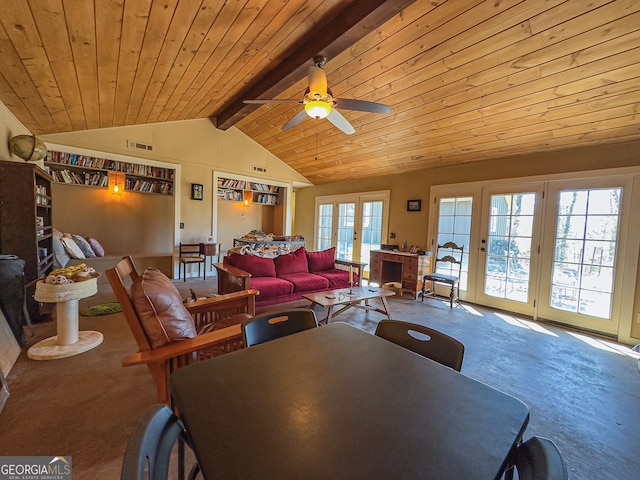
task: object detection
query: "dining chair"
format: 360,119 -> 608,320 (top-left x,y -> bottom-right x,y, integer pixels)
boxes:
121,403 -> 198,480
241,308 -> 318,347
179,243 -> 206,281
421,241 -> 464,308
374,320 -> 464,371
508,436 -> 568,480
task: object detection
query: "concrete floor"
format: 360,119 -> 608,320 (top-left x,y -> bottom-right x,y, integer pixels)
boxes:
2,277 -> 639,479
180,279 -> 640,479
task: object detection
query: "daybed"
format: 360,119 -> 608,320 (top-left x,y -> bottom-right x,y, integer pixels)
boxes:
51,228 -> 171,282
215,246 -> 366,308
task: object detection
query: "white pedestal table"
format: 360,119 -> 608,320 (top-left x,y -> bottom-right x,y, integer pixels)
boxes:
28,276 -> 103,360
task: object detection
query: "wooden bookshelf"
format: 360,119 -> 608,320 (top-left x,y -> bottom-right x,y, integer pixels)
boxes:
217,177 -> 279,205
45,150 -> 174,195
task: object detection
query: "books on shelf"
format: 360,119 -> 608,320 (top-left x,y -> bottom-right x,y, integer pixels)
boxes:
46,150 -> 174,195
217,177 -> 280,204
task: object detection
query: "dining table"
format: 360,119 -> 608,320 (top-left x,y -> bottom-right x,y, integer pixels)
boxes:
170,322 -> 530,480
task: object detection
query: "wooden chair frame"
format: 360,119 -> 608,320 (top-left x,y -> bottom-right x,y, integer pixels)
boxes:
421,241 -> 464,308
178,243 -> 206,282
106,256 -> 258,406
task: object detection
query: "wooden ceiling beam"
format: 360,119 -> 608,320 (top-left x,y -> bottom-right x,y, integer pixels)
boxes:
210,0 -> 418,130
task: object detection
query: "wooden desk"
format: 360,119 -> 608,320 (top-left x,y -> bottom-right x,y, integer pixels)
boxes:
369,250 -> 431,298
171,323 -> 529,480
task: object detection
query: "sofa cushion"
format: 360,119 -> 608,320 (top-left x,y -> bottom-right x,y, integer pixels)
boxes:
275,247 -> 309,276
227,253 -> 276,277
52,228 -> 70,268
87,237 -> 105,257
315,268 -> 356,289
72,234 -> 96,258
61,234 -> 85,259
250,276 -> 294,298
279,273 -> 329,293
307,247 -> 336,272
129,268 -> 197,348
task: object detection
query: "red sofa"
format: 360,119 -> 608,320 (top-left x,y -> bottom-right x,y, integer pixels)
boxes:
215,247 -> 366,308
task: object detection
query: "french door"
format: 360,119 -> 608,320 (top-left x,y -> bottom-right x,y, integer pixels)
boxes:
475,184 -> 544,316
315,191 -> 389,274
430,174 -> 633,334
536,178 -> 631,334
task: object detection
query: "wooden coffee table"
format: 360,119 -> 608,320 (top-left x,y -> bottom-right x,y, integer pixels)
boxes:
303,286 -> 395,324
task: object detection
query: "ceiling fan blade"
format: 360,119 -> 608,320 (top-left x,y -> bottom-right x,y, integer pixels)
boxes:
335,98 -> 391,114
308,65 -> 327,97
326,109 -> 355,135
282,109 -> 308,131
244,99 -> 301,104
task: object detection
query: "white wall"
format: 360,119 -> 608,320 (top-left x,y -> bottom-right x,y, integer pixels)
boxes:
37,118 -> 311,253
0,101 -> 34,162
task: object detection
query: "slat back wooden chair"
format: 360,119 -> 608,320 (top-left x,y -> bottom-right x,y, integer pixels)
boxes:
179,243 -> 206,281
421,241 -> 464,308
107,256 -> 258,407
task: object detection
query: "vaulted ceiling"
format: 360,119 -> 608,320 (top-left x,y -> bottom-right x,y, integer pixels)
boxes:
1,0 -> 639,185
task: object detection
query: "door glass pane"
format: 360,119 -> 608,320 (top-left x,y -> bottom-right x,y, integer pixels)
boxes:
336,203 -> 355,261
360,201 -> 383,270
484,193 -> 536,302
550,188 -> 621,319
317,204 -> 333,251
436,197 -> 472,290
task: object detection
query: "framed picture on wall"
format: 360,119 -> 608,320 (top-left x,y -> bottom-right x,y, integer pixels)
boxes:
407,199 -> 421,212
191,183 -> 203,201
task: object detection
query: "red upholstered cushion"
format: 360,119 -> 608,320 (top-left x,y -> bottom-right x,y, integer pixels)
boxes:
315,269 -> 357,289
250,276 -> 294,298
307,247 -> 336,272
275,247 -> 309,276
279,273 -> 329,292
227,253 -> 276,277
129,268 -> 197,348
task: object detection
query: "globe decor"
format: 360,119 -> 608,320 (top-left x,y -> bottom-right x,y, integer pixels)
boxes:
8,134 -> 48,162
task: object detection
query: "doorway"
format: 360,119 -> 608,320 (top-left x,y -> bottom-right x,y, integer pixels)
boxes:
314,191 -> 389,275
429,171 -> 637,336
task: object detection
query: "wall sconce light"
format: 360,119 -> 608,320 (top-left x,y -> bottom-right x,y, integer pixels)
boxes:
242,190 -> 252,206
112,171 -> 123,195
8,134 -> 48,162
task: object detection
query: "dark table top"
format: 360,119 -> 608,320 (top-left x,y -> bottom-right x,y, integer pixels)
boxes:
170,323 -> 529,480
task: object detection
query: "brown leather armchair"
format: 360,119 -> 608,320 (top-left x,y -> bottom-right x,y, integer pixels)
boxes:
107,256 -> 258,406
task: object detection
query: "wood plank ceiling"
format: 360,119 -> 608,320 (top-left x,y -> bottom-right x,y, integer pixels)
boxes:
0,0 -> 639,185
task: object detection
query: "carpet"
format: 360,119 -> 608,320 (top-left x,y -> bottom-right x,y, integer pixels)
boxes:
80,302 -> 122,316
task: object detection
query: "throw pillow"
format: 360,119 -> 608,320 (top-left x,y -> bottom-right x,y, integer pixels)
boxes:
51,228 -> 71,268
275,247 -> 309,276
72,234 -> 96,258
60,234 -> 85,259
87,238 -> 105,257
227,253 -> 276,277
307,247 -> 336,272
129,268 -> 197,348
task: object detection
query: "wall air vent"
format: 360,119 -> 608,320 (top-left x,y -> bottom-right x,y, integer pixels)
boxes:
253,165 -> 267,173
127,140 -> 153,151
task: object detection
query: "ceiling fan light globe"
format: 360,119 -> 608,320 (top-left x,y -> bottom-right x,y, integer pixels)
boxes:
305,101 -> 331,119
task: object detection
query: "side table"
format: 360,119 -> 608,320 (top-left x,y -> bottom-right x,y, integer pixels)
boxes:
199,242 -> 221,271
28,277 -> 103,360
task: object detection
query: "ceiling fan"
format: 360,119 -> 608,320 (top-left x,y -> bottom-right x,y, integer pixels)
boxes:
243,56 -> 391,135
